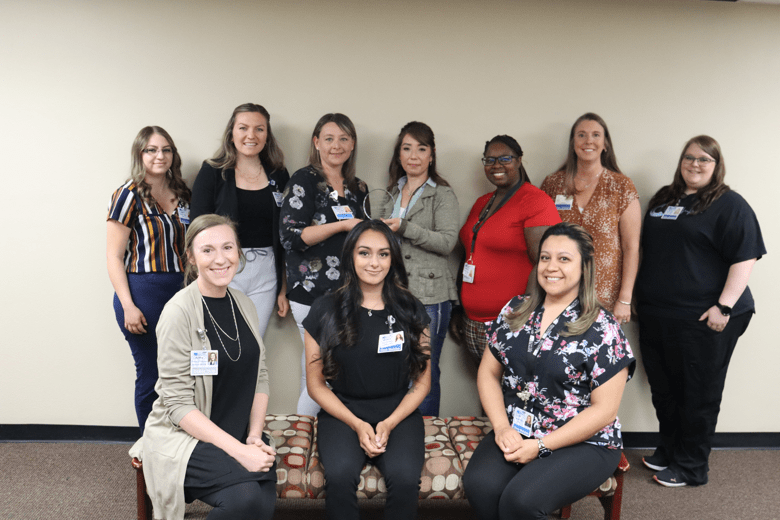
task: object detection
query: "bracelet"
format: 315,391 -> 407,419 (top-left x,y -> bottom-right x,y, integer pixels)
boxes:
618,300 -> 631,306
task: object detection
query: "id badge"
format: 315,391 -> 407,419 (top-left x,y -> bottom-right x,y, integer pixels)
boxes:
272,191 -> 284,207
332,205 -> 355,220
554,194 -> 574,211
177,206 -> 191,225
378,331 -> 404,354
191,350 -> 218,376
511,407 -> 533,437
662,206 -> 683,220
462,263 -> 475,284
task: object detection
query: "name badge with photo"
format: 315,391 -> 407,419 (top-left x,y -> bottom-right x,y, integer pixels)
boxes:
511,407 -> 533,437
554,194 -> 574,211
191,350 -> 218,376
378,331 -> 404,354
177,206 -> 191,225
662,206 -> 684,220
272,191 -> 284,207
332,205 -> 355,220
462,263 -> 475,284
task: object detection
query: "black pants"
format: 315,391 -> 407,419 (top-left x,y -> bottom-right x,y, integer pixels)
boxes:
463,431 -> 621,520
317,410 -> 424,520
196,480 -> 276,520
639,312 -> 751,485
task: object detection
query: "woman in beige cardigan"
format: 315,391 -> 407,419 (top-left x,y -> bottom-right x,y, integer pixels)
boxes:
130,214 -> 275,520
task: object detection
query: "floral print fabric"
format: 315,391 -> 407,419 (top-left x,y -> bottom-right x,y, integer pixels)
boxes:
280,166 -> 367,304
487,296 -> 635,449
540,170 -> 638,311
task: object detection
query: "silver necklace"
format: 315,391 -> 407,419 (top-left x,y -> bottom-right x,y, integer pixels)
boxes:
201,294 -> 242,362
576,167 -> 605,190
364,300 -> 382,316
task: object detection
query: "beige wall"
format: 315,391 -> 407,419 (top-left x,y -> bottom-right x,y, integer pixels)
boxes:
2,0 -> 777,432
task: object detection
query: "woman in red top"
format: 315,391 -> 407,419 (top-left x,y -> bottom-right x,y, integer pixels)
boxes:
458,135 -> 560,364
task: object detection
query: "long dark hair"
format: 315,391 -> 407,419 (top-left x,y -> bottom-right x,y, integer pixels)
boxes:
387,121 -> 450,189
647,135 -> 729,215
314,220 -> 430,382
483,135 -> 530,185
557,113 -> 622,196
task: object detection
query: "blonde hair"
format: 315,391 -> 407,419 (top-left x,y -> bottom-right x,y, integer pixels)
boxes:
505,223 -> 601,336
183,214 -> 245,286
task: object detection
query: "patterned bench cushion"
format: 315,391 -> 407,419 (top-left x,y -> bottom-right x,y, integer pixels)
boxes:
445,416 -> 493,472
264,414 -> 315,498
306,416 -> 464,500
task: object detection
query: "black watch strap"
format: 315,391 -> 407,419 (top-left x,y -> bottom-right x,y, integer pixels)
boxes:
715,302 -> 732,316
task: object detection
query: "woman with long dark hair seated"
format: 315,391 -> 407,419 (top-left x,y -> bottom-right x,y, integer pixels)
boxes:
463,222 -> 635,520
303,220 -> 431,520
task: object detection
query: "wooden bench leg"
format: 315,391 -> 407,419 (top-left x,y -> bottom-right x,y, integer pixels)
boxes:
132,457 -> 152,520
560,504 -> 573,518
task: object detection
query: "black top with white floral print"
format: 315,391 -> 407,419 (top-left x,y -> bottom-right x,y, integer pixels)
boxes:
280,166 -> 368,305
487,296 -> 635,449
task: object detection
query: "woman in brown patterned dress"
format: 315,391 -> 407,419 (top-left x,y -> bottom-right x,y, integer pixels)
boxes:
540,113 -> 641,324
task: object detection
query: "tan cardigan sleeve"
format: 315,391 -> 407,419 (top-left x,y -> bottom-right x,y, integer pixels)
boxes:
155,298 -> 201,427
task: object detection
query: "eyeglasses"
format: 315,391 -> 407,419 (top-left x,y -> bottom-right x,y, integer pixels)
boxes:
682,155 -> 715,166
481,155 -> 517,166
143,147 -> 173,156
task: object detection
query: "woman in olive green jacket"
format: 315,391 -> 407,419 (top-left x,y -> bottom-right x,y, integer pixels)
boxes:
380,122 -> 459,416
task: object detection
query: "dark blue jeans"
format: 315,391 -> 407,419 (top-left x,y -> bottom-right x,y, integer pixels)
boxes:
113,272 -> 182,433
419,301 -> 452,417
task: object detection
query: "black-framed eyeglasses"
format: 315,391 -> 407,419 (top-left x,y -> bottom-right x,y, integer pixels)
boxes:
481,155 -> 517,166
682,155 -> 715,165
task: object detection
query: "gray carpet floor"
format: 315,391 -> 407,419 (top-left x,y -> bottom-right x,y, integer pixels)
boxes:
1,442 -> 778,519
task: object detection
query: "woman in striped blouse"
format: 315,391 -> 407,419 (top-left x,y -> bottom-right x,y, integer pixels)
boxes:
107,126 -> 191,434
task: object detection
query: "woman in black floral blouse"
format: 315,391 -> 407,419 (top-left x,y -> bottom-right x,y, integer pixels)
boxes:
463,222 -> 635,520
280,113 -> 368,416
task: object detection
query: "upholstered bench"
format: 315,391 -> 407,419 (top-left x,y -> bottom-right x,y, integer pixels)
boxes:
131,414 -> 628,520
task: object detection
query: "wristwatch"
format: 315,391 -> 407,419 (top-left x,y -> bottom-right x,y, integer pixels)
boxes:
715,302 -> 732,316
537,438 -> 552,459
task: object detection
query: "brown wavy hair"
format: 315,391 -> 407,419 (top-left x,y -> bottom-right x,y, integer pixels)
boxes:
647,135 -> 729,215
129,126 -> 191,205
206,103 -> 285,175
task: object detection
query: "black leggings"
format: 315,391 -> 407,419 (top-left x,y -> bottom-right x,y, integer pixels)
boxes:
197,480 -> 276,520
463,431 -> 621,520
317,410 -> 425,520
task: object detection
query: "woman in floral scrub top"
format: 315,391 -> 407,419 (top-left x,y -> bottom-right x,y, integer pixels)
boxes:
463,223 -> 635,520
280,113 -> 367,416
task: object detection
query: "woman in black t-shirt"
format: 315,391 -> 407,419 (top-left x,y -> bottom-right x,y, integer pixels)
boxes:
636,135 -> 765,488
303,220 -> 431,520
